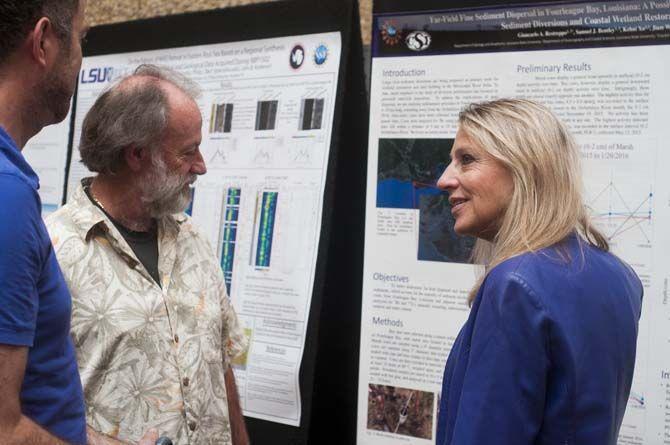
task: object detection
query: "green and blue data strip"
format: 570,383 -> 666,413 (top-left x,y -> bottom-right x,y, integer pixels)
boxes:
255,191 -> 278,268
221,188 -> 241,295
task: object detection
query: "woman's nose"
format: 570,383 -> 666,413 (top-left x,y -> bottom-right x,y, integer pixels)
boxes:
436,163 -> 457,191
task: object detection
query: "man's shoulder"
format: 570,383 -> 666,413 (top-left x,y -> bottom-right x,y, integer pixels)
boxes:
0,173 -> 40,230
0,134 -> 38,189
171,214 -> 221,265
0,137 -> 22,177
174,214 -> 210,244
0,158 -> 22,178
45,203 -> 84,251
0,172 -> 38,203
46,203 -> 74,230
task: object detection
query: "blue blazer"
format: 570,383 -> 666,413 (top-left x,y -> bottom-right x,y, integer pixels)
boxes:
436,235 -> 643,445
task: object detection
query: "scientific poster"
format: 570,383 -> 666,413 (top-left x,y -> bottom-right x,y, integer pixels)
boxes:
359,1 -> 670,443
69,31 -> 342,426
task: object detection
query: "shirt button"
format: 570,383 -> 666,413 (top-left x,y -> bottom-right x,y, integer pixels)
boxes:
183,377 -> 190,387
188,421 -> 197,431
174,334 -> 179,343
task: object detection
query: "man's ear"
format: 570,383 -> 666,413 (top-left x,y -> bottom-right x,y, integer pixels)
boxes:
124,145 -> 151,172
30,17 -> 60,69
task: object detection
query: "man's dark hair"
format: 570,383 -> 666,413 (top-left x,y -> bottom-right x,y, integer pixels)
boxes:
0,0 -> 79,64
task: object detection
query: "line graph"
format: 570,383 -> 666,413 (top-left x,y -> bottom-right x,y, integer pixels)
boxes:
582,143 -> 655,282
588,180 -> 653,243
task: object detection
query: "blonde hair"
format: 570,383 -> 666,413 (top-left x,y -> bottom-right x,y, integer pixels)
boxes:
459,98 -> 608,304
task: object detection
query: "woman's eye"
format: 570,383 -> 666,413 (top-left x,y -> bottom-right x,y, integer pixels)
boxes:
461,154 -> 475,164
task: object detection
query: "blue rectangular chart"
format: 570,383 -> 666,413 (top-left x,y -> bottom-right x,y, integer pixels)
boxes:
220,187 -> 241,295
254,191 -> 278,268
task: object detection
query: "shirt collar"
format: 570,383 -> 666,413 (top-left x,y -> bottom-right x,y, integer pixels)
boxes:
0,126 -> 40,190
70,177 -> 187,242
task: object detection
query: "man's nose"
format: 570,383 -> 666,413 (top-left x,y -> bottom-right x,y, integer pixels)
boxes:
191,150 -> 207,175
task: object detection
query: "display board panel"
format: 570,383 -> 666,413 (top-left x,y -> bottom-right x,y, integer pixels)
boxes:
67,0 -> 366,443
359,1 -> 670,444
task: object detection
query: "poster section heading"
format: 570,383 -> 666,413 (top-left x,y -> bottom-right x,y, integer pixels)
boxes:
373,0 -> 670,57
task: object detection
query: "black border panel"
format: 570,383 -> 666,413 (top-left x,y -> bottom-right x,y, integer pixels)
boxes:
308,1 -> 368,443
84,0 -> 347,56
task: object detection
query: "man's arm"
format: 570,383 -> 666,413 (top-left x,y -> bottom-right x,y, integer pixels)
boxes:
0,181 -> 66,444
224,367 -> 249,445
0,344 -> 71,445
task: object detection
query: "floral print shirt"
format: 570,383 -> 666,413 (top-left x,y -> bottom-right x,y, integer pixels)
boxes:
46,179 -> 247,445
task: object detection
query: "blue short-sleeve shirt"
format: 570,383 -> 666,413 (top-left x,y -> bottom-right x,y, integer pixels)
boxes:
0,126 -> 86,444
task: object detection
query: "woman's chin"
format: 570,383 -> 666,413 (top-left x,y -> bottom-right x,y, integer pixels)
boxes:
453,226 -> 470,237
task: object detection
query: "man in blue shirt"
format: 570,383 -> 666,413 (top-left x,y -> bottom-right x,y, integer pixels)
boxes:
0,1 -> 88,443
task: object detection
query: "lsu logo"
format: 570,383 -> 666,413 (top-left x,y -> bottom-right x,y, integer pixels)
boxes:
81,67 -> 113,84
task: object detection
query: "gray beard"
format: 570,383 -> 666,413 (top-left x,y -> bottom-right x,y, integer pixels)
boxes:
139,157 -> 195,218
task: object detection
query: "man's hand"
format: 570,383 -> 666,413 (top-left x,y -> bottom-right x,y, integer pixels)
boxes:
0,344 -> 70,445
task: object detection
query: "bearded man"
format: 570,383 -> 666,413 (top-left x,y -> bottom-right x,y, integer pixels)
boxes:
46,65 -> 249,445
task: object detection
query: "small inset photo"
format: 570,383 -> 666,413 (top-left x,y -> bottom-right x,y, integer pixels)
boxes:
367,384 -> 434,440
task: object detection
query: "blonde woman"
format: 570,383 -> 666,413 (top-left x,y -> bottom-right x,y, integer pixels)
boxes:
435,99 -> 642,445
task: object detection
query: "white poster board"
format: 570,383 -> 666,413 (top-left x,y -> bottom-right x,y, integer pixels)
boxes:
359,1 -> 670,443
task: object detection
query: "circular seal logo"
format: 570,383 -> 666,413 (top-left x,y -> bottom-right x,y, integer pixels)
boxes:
290,45 -> 305,69
406,31 -> 431,51
381,20 -> 402,46
314,44 -> 328,65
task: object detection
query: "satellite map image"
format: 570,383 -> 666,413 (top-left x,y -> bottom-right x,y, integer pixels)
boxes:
376,138 -> 475,264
